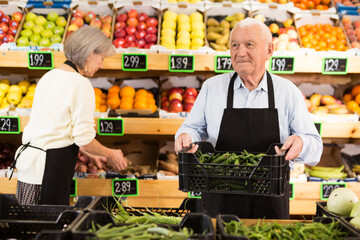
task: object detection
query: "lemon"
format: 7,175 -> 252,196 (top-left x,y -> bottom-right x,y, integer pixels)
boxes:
190,12 -> 203,22
0,89 -> 6,98
0,79 -> 10,85
177,36 -> 191,45
8,85 -> 22,94
191,30 -> 205,39
161,28 -> 176,38
191,44 -> 203,50
191,37 -> 204,46
177,30 -> 190,39
161,36 -> 176,44
162,20 -> 176,30
191,22 -> 205,31
190,0 -> 201,3
177,44 -> 190,50
162,43 -> 176,49
178,23 -> 191,32
167,0 -> 177,2
178,14 -> 190,23
163,11 -> 177,22
0,101 -> 9,109
0,83 -> 9,93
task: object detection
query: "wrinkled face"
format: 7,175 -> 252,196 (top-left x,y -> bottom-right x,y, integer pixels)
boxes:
84,52 -> 104,77
230,25 -> 273,79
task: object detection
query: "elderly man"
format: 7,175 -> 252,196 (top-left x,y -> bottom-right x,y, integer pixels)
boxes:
174,18 -> 322,219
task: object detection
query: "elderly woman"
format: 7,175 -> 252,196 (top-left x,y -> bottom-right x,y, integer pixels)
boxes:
13,26 -> 127,205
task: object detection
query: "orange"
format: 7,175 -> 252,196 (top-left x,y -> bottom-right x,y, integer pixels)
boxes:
147,92 -> 154,98
120,86 -> 135,98
135,94 -> 147,102
94,88 -> 102,96
355,93 -> 360,105
134,101 -> 148,109
108,85 -> 120,94
147,97 -> 156,105
147,103 -> 157,113
107,92 -> 119,99
107,97 -> 121,110
352,85 -> 360,97
352,106 -> 360,114
120,101 -> 133,109
347,100 -> 359,111
100,105 -> 107,112
121,96 -> 134,104
100,98 -> 106,105
95,95 -> 102,105
101,93 -> 107,99
135,89 -> 148,97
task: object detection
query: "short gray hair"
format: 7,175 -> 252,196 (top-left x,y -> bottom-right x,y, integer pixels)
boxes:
230,17 -> 272,44
64,26 -> 115,70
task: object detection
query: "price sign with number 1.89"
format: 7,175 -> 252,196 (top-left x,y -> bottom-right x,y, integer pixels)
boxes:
169,55 -> 194,72
28,52 -> 54,70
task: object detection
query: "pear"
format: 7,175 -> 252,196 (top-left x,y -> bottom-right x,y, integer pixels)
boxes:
350,216 -> 360,229
225,12 -> 245,22
351,200 -> 360,217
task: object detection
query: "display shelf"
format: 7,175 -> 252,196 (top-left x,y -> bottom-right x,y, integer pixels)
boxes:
1,51 -> 360,73
1,178 -> 359,216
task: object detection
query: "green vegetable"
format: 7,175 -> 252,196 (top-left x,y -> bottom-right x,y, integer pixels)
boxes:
195,149 -> 266,165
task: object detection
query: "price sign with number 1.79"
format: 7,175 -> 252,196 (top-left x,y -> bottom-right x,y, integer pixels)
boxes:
112,179 -> 138,197
215,55 -> 233,73
169,55 -> 194,72
28,52 -> 54,70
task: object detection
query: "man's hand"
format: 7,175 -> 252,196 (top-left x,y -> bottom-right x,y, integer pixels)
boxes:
276,135 -> 303,161
174,133 -> 198,154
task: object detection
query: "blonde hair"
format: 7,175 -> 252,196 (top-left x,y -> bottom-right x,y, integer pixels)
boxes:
230,17 -> 272,44
64,26 -> 115,70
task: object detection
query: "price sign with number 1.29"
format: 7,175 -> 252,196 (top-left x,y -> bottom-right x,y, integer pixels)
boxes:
322,58 -> 347,75
0,116 -> 20,134
28,52 -> 54,70
98,118 -> 124,136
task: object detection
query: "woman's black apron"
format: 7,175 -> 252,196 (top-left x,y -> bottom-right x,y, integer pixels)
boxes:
202,71 -> 289,219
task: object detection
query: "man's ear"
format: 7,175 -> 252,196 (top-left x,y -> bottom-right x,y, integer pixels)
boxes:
267,42 -> 274,60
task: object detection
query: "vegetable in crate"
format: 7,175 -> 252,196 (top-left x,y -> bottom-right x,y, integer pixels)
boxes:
195,149 -> 265,165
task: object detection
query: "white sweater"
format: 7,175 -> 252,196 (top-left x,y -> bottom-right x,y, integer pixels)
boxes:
16,69 -> 96,184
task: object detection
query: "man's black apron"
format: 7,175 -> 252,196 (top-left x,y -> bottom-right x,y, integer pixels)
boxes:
202,71 -> 289,219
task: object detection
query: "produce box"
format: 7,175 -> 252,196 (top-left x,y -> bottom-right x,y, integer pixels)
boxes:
340,14 -> 360,49
0,194 -> 96,239
86,196 -> 202,216
26,0 -> 72,9
69,211 -> 214,239
178,141 -> 289,196
216,214 -> 360,239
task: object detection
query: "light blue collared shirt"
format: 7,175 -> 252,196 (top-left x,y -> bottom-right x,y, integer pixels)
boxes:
175,71 -> 323,166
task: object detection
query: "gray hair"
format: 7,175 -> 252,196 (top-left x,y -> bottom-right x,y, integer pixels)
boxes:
64,26 -> 115,70
230,17 -> 272,44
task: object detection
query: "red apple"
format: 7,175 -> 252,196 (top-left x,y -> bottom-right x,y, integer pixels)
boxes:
7,26 -> 17,36
146,17 -> 158,27
90,18 -> 102,28
183,103 -> 194,112
278,28 -> 287,35
169,99 -> 183,113
9,20 -> 19,29
0,11 -> 4,20
116,13 -> 128,22
137,21 -> 147,31
161,90 -> 168,98
71,17 -> 84,27
1,15 -> 10,25
146,26 -> 157,34
125,26 -> 136,35
144,33 -> 157,43
0,31 -> 5,40
124,41 -> 136,48
127,9 -> 138,19
168,87 -> 183,95
135,30 -> 146,39
11,12 -> 23,22
114,29 -> 126,38
161,96 -> 169,102
113,37 -> 126,48
161,100 -> 169,109
73,9 -> 85,18
169,92 -> 183,102
0,23 -> 8,34
135,38 -> 146,48
183,87 -> 198,98
3,34 -> 13,43
144,43 -> 154,49
115,21 -> 127,30
137,12 -> 149,22
102,23 -> 111,31
127,17 -> 138,27
84,11 -> 96,23
183,95 -> 196,104
125,34 -> 136,43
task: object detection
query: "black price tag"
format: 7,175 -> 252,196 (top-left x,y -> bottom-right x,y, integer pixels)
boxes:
112,178 -> 138,197
314,122 -> 322,136
0,116 -> 20,134
269,56 -> 295,74
98,118 -> 124,136
169,55 -> 194,72
215,55 -> 233,73
122,53 -> 148,71
70,179 -> 77,197
28,52 -> 54,70
289,183 -> 294,200
322,58 -> 347,75
188,191 -> 202,198
320,183 -> 346,200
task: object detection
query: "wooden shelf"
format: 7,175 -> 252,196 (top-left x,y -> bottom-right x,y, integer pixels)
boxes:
1,178 -> 359,216
1,51 -> 360,73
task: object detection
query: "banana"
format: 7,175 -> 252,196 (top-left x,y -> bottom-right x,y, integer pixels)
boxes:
309,170 -> 347,179
310,165 -> 344,172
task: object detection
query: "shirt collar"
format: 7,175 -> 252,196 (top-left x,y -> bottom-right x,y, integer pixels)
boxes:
235,72 -> 268,92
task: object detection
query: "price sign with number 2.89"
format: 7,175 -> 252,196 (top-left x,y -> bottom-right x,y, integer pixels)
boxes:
112,179 -> 138,197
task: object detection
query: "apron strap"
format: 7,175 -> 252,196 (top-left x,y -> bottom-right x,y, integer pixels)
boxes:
64,60 -> 79,73
227,71 -> 275,109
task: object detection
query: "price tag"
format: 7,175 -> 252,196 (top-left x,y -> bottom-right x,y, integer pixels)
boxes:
289,183 -> 294,200
215,55 -> 233,73
70,179 -> 77,197
28,52 -> 54,70
188,191 -> 202,198
322,58 -> 347,75
320,182 -> 346,200
98,118 -> 124,136
122,53 -> 148,71
269,56 -> 295,74
0,116 -> 20,134
314,122 -> 322,136
112,178 -> 139,197
169,55 -> 194,72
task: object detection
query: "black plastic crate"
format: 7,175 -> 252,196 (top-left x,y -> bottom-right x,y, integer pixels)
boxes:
69,211 -> 214,240
341,216 -> 360,235
316,201 -> 343,218
216,214 -> 360,240
179,142 -> 289,196
86,196 -> 202,217
0,194 -> 96,239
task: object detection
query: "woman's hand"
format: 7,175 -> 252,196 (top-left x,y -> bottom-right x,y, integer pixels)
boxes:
107,149 -> 127,171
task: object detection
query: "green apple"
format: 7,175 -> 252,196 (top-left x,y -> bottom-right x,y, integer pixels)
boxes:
32,25 -> 44,35
44,21 -> 56,31
20,29 -> 33,38
23,21 -> 35,30
47,12 -> 58,22
28,41 -> 38,46
55,16 -> 67,27
30,34 -> 41,43
39,38 -> 50,47
51,34 -> 62,44
54,26 -> 64,36
25,12 -> 37,22
17,36 -> 29,46
34,15 -> 47,26
40,29 -> 53,39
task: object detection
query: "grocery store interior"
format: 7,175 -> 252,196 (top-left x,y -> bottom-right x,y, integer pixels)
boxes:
1,0 -> 360,239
